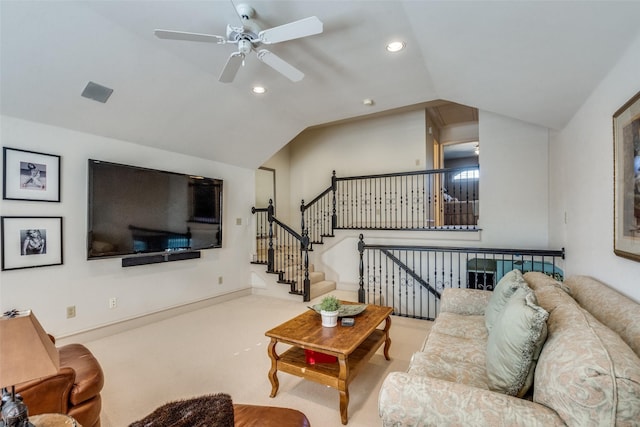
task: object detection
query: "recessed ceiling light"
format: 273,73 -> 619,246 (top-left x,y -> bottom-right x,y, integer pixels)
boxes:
252,86 -> 266,94
386,41 -> 405,53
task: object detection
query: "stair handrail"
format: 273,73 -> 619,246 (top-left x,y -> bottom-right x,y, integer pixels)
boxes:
380,249 -> 442,299
252,199 -> 311,301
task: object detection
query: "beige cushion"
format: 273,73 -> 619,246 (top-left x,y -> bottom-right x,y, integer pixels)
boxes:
523,271 -> 571,295
486,287 -> 549,397
485,269 -> 528,331
534,292 -> 640,426
565,275 -> 640,357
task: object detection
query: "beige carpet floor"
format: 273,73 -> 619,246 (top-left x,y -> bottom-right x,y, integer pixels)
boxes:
84,290 -> 432,427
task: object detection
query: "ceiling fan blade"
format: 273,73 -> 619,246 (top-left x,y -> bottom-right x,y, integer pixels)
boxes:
258,16 -> 323,44
154,29 -> 226,44
257,49 -> 304,82
219,52 -> 244,83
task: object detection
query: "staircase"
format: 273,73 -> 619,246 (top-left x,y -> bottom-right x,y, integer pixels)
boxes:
252,243 -> 336,300
293,262 -> 336,300
251,166 -> 481,302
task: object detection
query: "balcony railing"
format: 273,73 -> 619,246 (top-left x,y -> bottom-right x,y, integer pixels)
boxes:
302,167 -> 479,246
357,234 -> 564,320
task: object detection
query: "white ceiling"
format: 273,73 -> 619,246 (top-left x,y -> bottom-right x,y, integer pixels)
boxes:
2,1 -> 639,169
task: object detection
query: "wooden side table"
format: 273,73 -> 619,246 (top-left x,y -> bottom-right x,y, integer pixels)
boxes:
28,414 -> 81,427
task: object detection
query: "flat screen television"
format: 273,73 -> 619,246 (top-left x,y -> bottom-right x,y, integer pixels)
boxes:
87,159 -> 222,259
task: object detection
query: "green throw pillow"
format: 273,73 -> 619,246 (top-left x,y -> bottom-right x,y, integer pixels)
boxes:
485,269 -> 528,331
486,287 -> 549,397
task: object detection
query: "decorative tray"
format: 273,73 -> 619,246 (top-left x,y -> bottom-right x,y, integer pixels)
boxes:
309,304 -> 367,317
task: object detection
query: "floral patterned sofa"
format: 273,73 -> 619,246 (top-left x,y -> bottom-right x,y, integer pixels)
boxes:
378,271 -> 640,426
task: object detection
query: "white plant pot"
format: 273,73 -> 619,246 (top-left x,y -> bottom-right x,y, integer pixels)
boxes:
321,310 -> 339,327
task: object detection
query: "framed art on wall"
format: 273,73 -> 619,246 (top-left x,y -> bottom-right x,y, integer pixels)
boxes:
1,216 -> 63,270
613,90 -> 640,262
2,147 -> 61,202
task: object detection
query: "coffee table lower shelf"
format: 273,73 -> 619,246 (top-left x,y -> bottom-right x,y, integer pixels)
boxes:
269,329 -> 389,424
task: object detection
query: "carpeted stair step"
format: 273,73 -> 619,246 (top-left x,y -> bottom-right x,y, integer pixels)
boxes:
289,269 -> 324,284
310,280 -> 337,300
308,271 -> 325,284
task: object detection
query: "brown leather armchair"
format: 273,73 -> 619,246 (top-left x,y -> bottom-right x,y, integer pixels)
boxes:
15,338 -> 104,427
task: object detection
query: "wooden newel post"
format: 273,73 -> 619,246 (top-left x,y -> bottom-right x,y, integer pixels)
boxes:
267,199 -> 274,273
358,234 -> 365,303
331,171 -> 337,230
300,199 -> 306,234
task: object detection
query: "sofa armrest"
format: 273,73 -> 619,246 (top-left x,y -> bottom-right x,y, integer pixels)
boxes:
440,288 -> 491,315
379,372 -> 564,427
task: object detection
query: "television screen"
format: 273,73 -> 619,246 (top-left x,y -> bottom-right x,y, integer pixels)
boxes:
87,160 -> 222,259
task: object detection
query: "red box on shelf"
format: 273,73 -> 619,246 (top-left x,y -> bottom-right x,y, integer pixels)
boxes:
304,349 -> 337,364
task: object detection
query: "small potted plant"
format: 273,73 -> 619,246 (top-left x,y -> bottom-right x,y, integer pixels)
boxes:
319,295 -> 341,327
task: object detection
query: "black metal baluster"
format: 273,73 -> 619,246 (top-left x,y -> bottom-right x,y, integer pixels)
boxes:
358,234 -> 365,303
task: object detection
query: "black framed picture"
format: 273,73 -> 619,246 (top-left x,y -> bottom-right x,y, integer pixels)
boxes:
1,216 -> 63,270
3,147 -> 61,202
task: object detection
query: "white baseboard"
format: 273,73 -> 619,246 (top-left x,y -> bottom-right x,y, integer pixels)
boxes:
55,288 -> 252,346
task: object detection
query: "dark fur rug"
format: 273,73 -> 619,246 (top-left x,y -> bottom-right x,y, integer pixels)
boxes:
129,393 -> 234,427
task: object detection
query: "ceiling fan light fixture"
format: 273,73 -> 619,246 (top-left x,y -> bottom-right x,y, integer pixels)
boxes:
252,86 -> 267,94
154,7 -> 323,84
386,41 -> 405,53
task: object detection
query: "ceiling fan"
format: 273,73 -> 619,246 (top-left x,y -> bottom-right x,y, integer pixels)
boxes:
154,3 -> 323,83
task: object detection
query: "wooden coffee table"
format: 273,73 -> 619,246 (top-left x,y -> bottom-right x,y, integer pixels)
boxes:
265,302 -> 393,424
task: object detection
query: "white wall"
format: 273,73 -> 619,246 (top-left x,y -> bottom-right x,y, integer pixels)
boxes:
0,116 -> 255,336
270,108 -> 552,289
283,108 -> 550,249
479,111 -> 550,247
261,144 -> 292,224
549,32 -> 640,301
288,110 -> 429,221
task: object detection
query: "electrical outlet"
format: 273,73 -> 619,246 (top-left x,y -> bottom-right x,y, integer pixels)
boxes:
66,306 -> 76,318
218,276 -> 223,285
109,297 -> 117,309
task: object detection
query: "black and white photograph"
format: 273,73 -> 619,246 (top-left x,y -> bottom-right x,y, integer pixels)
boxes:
20,228 -> 47,255
20,161 -> 47,190
1,217 -> 62,270
3,147 -> 61,202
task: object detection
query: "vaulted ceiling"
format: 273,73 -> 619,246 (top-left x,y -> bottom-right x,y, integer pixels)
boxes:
2,1 -> 639,169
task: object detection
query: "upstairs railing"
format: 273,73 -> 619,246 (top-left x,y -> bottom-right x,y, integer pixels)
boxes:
357,234 -> 565,320
302,166 -> 479,245
252,201 -> 310,300
253,166 -> 479,301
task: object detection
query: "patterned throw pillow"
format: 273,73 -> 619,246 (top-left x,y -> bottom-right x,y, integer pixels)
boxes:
486,287 -> 549,397
484,269 -> 528,331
